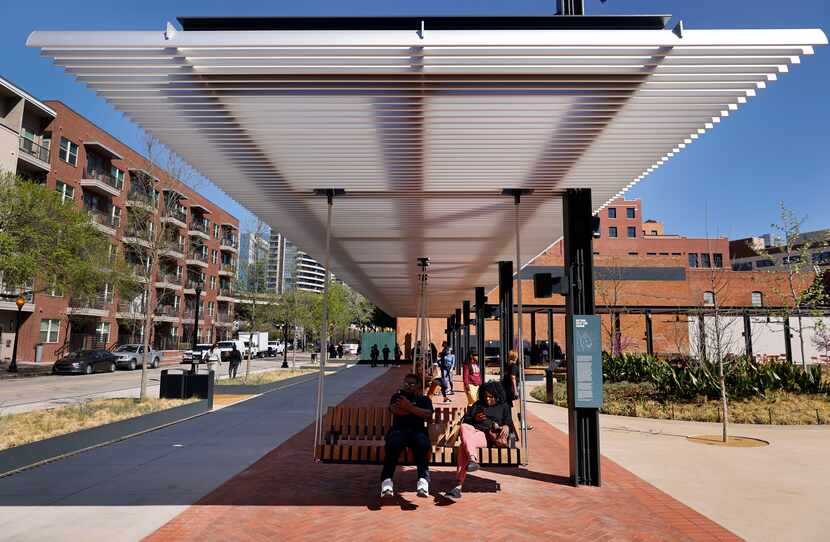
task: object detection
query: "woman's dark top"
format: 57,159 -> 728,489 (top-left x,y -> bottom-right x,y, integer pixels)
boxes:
462,401 -> 511,433
501,363 -> 520,402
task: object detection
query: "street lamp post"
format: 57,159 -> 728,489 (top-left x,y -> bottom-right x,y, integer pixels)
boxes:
191,283 -> 202,374
8,295 -> 26,373
282,323 -> 289,368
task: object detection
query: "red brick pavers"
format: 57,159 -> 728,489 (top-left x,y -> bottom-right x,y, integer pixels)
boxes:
146,368 -> 742,542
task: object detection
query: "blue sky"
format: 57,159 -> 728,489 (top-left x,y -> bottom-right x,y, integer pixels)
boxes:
1,0 -> 827,239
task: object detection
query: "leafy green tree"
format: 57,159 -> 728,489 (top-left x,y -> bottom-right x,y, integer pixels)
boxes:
0,173 -> 138,365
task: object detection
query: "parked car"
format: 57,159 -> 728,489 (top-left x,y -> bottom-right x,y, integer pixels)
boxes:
267,340 -> 285,356
182,343 -> 212,364
343,342 -> 359,356
112,344 -> 160,370
52,349 -> 118,375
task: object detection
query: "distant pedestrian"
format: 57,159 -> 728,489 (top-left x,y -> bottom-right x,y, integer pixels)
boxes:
430,342 -> 438,365
381,344 -> 391,367
439,348 -> 456,402
228,343 -> 242,379
337,343 -> 344,359
328,342 -> 337,360
370,344 -> 380,367
395,344 -> 402,364
207,342 -> 221,376
462,352 -> 482,405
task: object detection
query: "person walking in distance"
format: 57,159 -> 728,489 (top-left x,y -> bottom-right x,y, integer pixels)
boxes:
370,344 -> 380,367
502,350 -> 532,431
382,344 -> 391,367
337,342 -> 344,359
228,343 -> 242,379
207,342 -> 221,376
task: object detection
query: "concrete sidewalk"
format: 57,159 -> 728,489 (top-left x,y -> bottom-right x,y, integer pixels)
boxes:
0,365 -> 385,542
527,395 -> 830,542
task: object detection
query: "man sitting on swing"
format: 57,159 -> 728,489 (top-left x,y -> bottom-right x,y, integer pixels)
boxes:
380,373 -> 434,498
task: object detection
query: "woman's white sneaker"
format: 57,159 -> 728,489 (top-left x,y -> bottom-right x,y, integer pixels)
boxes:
416,477 -> 429,497
380,478 -> 394,497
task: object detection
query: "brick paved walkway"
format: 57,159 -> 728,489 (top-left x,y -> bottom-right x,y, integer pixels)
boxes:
146,367 -> 741,542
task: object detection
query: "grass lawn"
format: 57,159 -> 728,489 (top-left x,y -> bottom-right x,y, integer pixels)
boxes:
217,368 -> 319,386
530,381 -> 830,425
0,398 -> 197,451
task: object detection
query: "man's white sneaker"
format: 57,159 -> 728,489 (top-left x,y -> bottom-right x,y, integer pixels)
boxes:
416,477 -> 429,497
380,478 -> 394,497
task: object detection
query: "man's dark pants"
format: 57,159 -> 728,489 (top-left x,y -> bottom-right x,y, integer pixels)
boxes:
381,429 -> 431,482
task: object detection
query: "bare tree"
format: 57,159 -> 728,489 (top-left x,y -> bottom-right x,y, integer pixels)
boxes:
757,203 -> 828,367
126,134 -> 198,400
596,257 -> 637,354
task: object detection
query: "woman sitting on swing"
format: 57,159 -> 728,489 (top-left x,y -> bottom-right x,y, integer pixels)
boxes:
444,381 -> 513,499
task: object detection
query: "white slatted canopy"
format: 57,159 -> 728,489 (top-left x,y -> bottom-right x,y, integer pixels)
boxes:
28,17 -> 827,317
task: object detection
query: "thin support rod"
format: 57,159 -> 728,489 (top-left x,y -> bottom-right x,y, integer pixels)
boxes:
314,191 -> 334,457
514,193 -> 529,465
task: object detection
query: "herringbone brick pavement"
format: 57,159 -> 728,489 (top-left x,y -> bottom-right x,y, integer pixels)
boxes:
145,367 -> 742,542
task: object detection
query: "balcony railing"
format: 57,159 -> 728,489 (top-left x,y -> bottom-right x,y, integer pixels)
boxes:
117,301 -> 145,314
127,189 -> 156,206
189,221 -> 208,234
155,304 -> 180,316
0,279 -> 35,302
156,272 -> 182,285
88,209 -> 120,229
217,287 -> 235,298
164,208 -> 187,223
216,313 -> 234,323
220,237 -> 238,248
70,294 -> 113,310
19,136 -> 50,162
220,263 -> 236,273
84,169 -> 123,190
188,252 -> 208,263
185,279 -> 205,290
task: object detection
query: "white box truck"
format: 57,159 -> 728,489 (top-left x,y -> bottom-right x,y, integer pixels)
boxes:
238,331 -> 269,358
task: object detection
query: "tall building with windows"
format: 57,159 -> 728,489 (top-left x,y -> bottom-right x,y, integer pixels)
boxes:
0,77 -> 240,363
266,232 -> 286,294
238,231 -> 270,290
265,234 -> 328,294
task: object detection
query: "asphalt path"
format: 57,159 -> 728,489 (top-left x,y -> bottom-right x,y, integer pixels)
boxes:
0,364 -> 384,542
0,357 -> 318,414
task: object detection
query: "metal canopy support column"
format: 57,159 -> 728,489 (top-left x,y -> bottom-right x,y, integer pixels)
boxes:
475,287 -> 487,379
698,312 -> 707,362
563,188 -> 600,487
463,300 -> 471,369
498,260 -> 514,375
784,317 -> 793,363
530,311 -> 537,362
645,311 -> 654,356
313,188 -> 339,457
547,308 -> 555,368
743,311 -> 753,359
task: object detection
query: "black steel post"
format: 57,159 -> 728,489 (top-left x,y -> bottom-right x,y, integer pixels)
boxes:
191,285 -> 202,374
8,301 -> 24,373
547,308 -> 555,368
743,311 -> 753,359
645,311 -> 654,356
282,323 -> 289,368
446,316 -> 453,357
475,287 -> 486,378
463,300 -> 471,368
455,308 -> 463,371
498,260 -> 514,375
563,188 -> 600,487
530,311 -> 537,363
784,317 -> 793,363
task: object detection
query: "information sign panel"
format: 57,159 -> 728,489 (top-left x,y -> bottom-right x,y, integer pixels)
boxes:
572,315 -> 603,408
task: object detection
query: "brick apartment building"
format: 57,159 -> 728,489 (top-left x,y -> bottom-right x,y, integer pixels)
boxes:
0,77 -> 240,364
397,197 -> 812,358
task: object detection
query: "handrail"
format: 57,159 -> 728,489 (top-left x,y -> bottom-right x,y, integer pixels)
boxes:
19,136 -> 50,162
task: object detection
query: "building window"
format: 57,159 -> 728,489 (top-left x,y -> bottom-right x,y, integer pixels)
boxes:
207,301 -> 214,317
627,226 -> 636,238
607,207 -> 616,219
703,291 -> 715,306
659,252 -> 669,256
111,166 -> 125,189
39,319 -> 60,343
733,262 -> 753,271
211,250 -> 218,264
671,252 -> 681,256
713,253 -> 723,268
608,226 -> 618,238
751,291 -> 763,307
628,252 -> 638,256
700,253 -> 711,268
646,252 -> 657,256
58,137 -> 79,166
210,276 -> 216,290
756,259 -> 774,268
55,181 -> 75,204
592,251 -> 600,256
626,207 -> 635,219
95,322 -> 111,344
213,224 -> 220,238
689,253 -> 699,267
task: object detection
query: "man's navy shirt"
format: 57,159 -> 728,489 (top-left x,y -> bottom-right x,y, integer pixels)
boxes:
389,392 -> 433,433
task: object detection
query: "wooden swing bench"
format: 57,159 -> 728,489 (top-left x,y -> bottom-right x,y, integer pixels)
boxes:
315,405 -> 522,467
